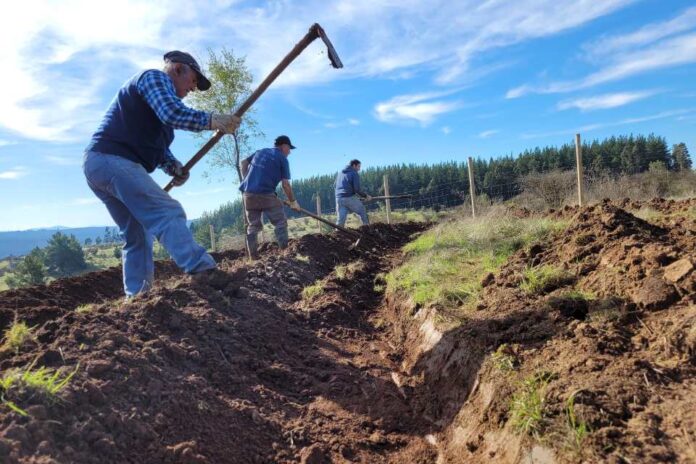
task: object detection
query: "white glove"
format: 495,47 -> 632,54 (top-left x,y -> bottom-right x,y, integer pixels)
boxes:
288,200 -> 302,212
210,114 -> 241,134
171,160 -> 190,187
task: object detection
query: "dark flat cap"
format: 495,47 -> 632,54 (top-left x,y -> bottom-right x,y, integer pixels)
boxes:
163,50 -> 211,91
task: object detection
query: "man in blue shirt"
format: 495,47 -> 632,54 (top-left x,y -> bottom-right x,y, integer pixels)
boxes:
83,51 -> 241,297
240,135 -> 301,259
335,159 -> 372,227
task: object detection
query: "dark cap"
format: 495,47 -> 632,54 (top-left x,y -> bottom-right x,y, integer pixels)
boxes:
274,135 -> 296,149
163,50 -> 211,91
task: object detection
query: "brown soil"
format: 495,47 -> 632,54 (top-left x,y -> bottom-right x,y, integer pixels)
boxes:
0,223 -> 436,464
387,199 -> 695,463
1,198 -> 695,464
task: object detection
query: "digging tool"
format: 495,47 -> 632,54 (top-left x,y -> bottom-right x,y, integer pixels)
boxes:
282,200 -> 364,249
164,23 -> 343,192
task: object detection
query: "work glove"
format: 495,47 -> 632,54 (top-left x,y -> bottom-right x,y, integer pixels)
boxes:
288,200 -> 302,212
170,160 -> 190,187
210,114 -> 241,134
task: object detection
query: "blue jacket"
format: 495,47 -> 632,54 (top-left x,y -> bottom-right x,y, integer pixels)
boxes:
335,165 -> 366,198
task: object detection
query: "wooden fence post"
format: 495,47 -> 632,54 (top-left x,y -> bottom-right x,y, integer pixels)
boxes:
467,157 -> 476,219
209,224 -> 216,252
316,193 -> 322,234
575,133 -> 585,206
383,174 -> 392,225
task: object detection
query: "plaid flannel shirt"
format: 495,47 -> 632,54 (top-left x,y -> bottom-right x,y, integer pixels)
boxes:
136,70 -> 211,174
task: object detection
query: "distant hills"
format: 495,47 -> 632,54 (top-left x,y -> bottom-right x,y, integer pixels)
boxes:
0,227 -> 111,258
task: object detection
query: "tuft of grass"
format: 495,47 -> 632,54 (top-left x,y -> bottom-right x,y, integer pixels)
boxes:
565,393 -> 589,451
520,265 -> 573,295
386,213 -> 567,312
510,372 -> 553,436
2,321 -> 33,354
76,303 -> 95,314
0,359 -> 80,416
492,344 -> 516,372
302,281 -> 326,300
335,261 -> 366,280
295,254 -> 310,263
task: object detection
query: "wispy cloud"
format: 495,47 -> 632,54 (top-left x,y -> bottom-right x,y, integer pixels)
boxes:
0,140 -> 16,147
441,126 -> 451,135
478,129 -> 499,138
374,92 -> 461,125
508,7 -> 696,98
3,0 -> 635,142
0,166 -> 28,180
522,109 -> 693,139
557,91 -> 656,111
324,118 -> 361,129
44,155 -> 82,166
72,197 -> 100,205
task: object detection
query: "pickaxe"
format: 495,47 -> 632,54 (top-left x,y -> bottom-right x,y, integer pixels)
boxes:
164,23 -> 343,192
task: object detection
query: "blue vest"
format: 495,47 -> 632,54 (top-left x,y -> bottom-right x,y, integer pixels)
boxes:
86,71 -> 173,173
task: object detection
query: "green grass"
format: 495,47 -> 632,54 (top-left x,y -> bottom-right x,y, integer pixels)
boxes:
491,344 -> 516,372
510,372 -> 553,436
565,393 -> 589,451
386,213 -> 567,311
84,245 -> 121,269
0,360 -> 80,416
1,321 -> 33,354
520,265 -> 573,295
302,281 -> 326,300
76,304 -> 95,314
335,261 -> 366,280
0,275 -> 8,292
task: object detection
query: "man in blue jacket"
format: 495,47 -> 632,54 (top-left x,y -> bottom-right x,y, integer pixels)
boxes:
83,51 -> 241,297
335,159 -> 372,227
240,135 -> 302,259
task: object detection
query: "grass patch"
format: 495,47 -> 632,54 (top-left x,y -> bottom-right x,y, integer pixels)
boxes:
0,359 -> 80,416
386,212 -> 567,311
335,261 -> 366,280
520,265 -> 573,295
76,304 -> 95,314
510,372 -> 553,436
302,280 -> 326,300
491,344 -> 517,372
565,393 -> 589,452
1,321 -> 33,354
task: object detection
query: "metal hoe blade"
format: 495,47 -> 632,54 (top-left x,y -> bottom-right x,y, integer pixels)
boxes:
316,24 -> 343,69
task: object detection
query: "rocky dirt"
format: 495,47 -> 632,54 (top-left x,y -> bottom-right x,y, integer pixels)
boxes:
1,198 -> 695,464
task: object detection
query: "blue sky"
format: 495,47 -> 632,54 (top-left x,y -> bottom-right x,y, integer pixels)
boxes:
1,0 -> 695,231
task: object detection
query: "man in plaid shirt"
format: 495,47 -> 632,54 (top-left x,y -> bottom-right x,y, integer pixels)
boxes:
83,51 -> 240,297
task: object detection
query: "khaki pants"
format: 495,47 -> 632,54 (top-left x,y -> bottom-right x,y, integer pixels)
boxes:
243,193 -> 287,234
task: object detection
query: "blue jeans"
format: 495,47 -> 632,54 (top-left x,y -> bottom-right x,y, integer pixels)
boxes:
83,151 -> 215,296
336,196 -> 369,227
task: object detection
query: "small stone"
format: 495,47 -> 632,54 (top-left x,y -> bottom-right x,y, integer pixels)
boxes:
26,405 -> 48,420
299,444 -> 327,464
663,258 -> 693,283
86,360 -> 114,376
632,277 -> 679,310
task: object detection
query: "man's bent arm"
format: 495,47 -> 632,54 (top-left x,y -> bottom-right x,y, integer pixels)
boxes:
281,179 -> 296,202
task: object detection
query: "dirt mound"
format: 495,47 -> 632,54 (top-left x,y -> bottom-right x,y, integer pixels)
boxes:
386,202 -> 695,462
0,223 -> 436,464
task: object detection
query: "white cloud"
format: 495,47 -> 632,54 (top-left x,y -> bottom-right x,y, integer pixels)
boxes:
557,91 -> 655,111
2,0 -> 635,141
374,91 -> 461,125
0,140 -> 16,147
348,118 -> 360,126
441,126 -> 451,135
583,6 -> 696,58
522,109 -> 693,139
508,7 -> 696,98
0,166 -> 28,180
44,155 -> 82,166
324,118 -> 361,129
478,129 -> 499,138
72,197 -> 100,205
